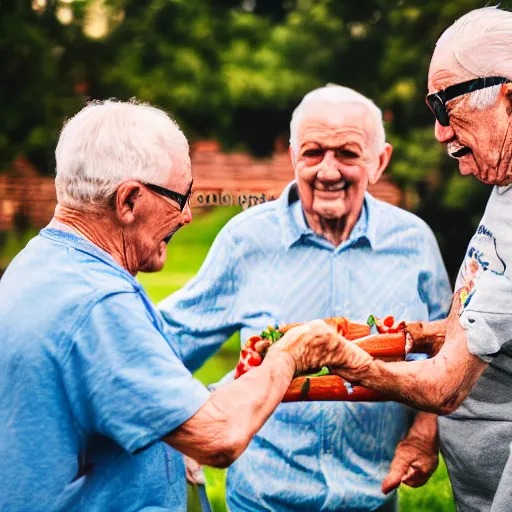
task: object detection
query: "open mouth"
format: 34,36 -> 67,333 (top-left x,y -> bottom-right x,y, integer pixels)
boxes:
315,180 -> 349,192
163,228 -> 179,244
447,142 -> 471,159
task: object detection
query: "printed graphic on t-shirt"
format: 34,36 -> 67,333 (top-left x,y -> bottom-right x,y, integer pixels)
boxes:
458,224 -> 506,314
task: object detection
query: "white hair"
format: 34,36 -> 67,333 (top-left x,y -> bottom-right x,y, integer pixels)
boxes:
289,85 -> 385,155
55,99 -> 189,209
437,6 -> 512,110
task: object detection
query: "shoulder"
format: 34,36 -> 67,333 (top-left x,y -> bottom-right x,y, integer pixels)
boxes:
367,195 -> 438,247
34,230 -> 138,298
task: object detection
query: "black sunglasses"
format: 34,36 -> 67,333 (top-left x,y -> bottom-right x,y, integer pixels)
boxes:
426,76 -> 511,126
143,181 -> 193,211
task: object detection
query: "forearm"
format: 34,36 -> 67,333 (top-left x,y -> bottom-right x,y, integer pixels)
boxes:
405,411 -> 438,452
341,354 -> 456,413
164,349 -> 295,467
334,313 -> 487,414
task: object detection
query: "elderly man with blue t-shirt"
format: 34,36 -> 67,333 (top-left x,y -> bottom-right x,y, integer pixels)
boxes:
0,100 -> 348,512
160,85 -> 452,512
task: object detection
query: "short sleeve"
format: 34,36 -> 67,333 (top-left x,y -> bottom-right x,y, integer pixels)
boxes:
61,291 -> 210,453
459,270 -> 512,362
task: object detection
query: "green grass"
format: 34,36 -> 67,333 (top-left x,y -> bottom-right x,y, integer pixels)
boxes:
1,206 -> 456,511
0,228 -> 38,269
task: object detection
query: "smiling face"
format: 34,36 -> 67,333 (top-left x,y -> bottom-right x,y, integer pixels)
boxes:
428,38 -> 512,185
292,101 -> 390,240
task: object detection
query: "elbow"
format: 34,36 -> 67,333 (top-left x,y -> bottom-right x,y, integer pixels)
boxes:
426,386 -> 465,415
436,392 -> 465,415
207,429 -> 249,468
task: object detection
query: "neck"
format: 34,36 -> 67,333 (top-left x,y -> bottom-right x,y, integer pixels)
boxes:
54,203 -> 138,275
303,205 -> 363,247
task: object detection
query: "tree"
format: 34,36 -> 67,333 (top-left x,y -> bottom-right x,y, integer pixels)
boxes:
2,0 -> 509,278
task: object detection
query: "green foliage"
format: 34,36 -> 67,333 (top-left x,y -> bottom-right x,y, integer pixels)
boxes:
260,324 -> 284,342
3,0 -> 512,279
0,228 -> 38,269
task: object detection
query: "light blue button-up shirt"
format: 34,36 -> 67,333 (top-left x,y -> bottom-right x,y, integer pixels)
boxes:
160,181 -> 452,512
0,228 -> 209,512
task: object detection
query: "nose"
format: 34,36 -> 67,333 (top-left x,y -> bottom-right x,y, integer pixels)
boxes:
434,120 -> 456,143
317,150 -> 341,181
180,204 -> 193,225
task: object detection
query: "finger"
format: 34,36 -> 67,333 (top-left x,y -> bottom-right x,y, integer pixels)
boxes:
382,458 -> 409,494
402,466 -> 416,482
402,472 -> 430,489
401,463 -> 436,488
184,457 -> 206,485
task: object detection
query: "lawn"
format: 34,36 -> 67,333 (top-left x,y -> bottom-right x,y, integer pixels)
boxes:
1,207 -> 456,512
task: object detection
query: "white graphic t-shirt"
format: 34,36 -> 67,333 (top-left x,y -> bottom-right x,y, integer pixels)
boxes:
456,184 -> 512,362
439,184 -> 512,512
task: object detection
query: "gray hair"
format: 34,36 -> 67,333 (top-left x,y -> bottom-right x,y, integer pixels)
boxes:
55,100 -> 189,209
437,6 -> 512,110
289,85 -> 386,155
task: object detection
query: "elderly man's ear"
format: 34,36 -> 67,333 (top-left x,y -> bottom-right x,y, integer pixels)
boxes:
367,143 -> 393,185
114,181 -> 144,225
288,146 -> 296,167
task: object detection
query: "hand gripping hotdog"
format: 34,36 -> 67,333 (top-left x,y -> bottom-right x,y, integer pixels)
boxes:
234,315 -> 447,402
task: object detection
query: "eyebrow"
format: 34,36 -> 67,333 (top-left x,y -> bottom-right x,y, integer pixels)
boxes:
302,142 -> 363,151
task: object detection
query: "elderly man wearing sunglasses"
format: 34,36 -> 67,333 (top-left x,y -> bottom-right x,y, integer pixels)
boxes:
327,7 -> 512,511
0,100 -> 350,512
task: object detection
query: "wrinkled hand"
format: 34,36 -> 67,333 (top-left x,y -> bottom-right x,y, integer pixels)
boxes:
184,455 -> 206,486
269,320 -> 370,376
381,437 -> 439,494
268,320 -> 341,375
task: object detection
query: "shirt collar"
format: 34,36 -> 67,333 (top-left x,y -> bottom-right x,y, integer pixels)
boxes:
39,227 -> 141,288
278,180 -> 378,250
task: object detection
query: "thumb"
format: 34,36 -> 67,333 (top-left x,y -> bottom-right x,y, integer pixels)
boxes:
382,457 -> 409,494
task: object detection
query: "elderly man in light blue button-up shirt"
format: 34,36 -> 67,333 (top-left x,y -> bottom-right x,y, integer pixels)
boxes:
159,85 -> 452,512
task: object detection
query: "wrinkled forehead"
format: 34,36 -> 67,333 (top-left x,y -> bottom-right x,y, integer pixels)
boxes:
297,101 -> 374,145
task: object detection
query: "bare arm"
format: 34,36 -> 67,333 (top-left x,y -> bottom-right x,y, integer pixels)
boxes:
332,302 -> 488,414
165,349 -> 294,467
165,320 -> 340,467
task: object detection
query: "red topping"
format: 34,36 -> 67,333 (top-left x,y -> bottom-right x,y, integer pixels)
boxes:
246,336 -> 262,350
383,316 -> 395,328
234,347 -> 263,378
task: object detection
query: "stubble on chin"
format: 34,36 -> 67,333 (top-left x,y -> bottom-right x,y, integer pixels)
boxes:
140,241 -> 168,273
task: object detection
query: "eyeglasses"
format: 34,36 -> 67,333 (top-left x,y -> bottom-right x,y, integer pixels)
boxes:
425,76 -> 511,126
143,181 -> 193,211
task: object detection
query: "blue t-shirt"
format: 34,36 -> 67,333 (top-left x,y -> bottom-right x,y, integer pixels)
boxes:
0,228 -> 210,512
